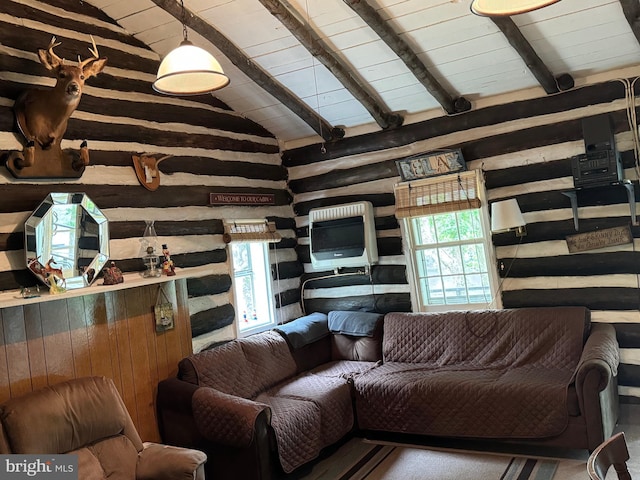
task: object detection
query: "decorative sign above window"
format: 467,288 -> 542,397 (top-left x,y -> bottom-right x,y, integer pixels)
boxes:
396,149 -> 465,182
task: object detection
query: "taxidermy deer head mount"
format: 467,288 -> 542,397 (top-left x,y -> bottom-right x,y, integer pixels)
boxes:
15,35 -> 107,151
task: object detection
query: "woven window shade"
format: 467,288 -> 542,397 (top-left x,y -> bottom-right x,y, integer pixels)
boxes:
223,220 -> 282,243
394,170 -> 481,219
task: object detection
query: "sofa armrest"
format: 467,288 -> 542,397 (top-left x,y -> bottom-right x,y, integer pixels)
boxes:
572,323 -> 620,450
575,323 -> 620,392
137,442 -> 207,480
157,378 -> 276,480
192,386 -> 271,448
157,378 -> 203,448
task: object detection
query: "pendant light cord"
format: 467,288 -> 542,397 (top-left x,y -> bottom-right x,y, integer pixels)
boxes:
304,0 -> 326,152
181,0 -> 188,41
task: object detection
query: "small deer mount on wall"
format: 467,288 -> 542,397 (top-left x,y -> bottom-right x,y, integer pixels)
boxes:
132,154 -> 173,191
4,36 -> 107,179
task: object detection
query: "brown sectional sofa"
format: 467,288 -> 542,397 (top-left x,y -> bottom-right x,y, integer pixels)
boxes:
157,306 -> 620,480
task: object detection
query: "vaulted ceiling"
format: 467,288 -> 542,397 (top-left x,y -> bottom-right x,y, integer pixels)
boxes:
85,0 -> 640,148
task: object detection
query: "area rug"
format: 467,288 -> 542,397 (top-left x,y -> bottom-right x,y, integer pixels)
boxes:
298,438 -> 586,480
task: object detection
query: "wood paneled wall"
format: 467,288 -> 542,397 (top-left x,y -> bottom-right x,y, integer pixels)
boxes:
0,280 -> 192,442
283,74 -> 640,402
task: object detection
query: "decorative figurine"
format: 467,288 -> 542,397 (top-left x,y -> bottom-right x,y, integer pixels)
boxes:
102,261 -> 124,285
46,271 -> 66,295
161,244 -> 176,276
43,258 -> 66,288
20,285 -> 41,299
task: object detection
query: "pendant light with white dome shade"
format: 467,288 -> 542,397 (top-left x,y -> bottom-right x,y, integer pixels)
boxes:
470,0 -> 560,16
153,0 -> 229,95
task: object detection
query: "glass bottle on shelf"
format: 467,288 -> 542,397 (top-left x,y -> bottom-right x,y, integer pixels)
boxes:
140,220 -> 161,277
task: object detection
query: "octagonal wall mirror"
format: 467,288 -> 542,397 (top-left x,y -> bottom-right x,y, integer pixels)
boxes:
25,193 -> 109,289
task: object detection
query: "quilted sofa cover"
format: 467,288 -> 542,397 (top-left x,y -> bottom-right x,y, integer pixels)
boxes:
354,307 -> 619,445
157,307 -> 619,480
174,330 -> 364,474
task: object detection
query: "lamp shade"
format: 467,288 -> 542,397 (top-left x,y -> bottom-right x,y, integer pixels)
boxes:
153,40 -> 229,95
471,0 -> 560,16
491,198 -> 526,233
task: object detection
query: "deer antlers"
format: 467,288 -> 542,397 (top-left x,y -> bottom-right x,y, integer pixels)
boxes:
46,36 -> 63,65
39,35 -> 102,71
78,35 -> 100,68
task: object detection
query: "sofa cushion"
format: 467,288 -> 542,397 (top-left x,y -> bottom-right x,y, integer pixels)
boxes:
179,340 -> 253,397
288,336 -> 332,373
328,311 -> 382,337
253,395 -> 321,473
328,311 -> 383,362
265,374 -> 353,445
332,334 -> 382,362
274,313 -> 332,372
255,369 -> 357,474
240,331 -> 298,397
383,307 -> 587,369
180,331 -> 296,399
354,362 -> 574,438
275,312 -> 329,349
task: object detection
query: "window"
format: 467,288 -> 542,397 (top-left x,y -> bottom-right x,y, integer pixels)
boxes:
395,170 -> 499,311
225,220 -> 281,336
231,242 -> 276,336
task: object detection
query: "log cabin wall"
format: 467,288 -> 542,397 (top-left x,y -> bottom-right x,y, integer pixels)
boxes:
283,76 -> 640,403
0,0 -> 301,436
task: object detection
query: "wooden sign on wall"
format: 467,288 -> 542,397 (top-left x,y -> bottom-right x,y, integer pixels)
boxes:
209,193 -> 276,205
566,225 -> 633,253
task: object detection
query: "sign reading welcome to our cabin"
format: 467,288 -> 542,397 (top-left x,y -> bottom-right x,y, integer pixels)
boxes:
209,193 -> 276,206
566,225 -> 633,253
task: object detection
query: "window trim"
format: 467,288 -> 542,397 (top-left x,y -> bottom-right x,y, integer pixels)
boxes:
399,172 -> 501,312
230,241 -> 277,338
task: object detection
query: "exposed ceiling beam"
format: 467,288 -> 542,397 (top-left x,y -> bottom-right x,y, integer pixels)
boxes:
343,0 -> 471,115
491,17 -> 574,94
257,0 -> 404,131
149,0 -> 344,142
619,0 -> 640,44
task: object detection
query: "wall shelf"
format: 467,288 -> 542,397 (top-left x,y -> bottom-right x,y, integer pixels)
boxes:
0,264 -> 214,309
562,180 -> 636,231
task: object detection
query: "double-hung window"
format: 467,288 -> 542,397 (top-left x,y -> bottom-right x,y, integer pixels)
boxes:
395,170 -> 499,311
225,221 -> 281,336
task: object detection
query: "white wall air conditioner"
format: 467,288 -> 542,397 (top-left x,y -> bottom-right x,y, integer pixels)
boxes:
309,201 -> 378,271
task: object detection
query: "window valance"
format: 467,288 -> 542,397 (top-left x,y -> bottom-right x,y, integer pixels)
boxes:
394,169 -> 481,218
223,220 -> 281,243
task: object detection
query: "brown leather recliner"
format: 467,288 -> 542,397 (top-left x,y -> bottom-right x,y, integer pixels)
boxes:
0,376 -> 207,480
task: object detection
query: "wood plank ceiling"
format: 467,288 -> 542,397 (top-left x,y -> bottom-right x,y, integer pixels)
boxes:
84,0 -> 640,148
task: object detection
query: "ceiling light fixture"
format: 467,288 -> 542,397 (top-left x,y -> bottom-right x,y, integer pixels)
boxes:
153,0 -> 229,95
470,0 -> 560,16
